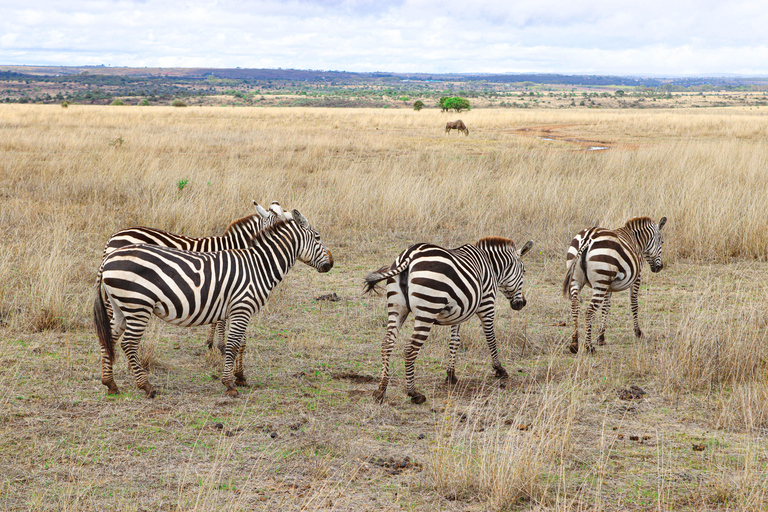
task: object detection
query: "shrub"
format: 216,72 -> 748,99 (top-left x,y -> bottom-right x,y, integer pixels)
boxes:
138,99 -> 150,106
110,99 -> 125,106
171,99 -> 187,107
413,100 -> 425,111
60,101 -> 69,108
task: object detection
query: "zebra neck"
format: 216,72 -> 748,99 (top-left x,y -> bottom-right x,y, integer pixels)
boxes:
224,217 -> 260,248
624,219 -> 653,252
247,224 -> 299,282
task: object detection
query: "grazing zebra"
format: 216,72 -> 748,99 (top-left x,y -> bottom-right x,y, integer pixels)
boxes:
94,210 -> 333,398
563,216 -> 667,354
364,237 -> 534,404
97,201 -> 284,353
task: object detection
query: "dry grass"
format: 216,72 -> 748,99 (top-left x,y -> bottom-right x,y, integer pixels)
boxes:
1,104 -> 767,510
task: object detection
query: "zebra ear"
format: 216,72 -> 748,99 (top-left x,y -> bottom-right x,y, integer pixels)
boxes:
519,240 -> 534,257
253,201 -> 270,219
658,216 -> 667,231
269,201 -> 286,219
292,209 -> 310,228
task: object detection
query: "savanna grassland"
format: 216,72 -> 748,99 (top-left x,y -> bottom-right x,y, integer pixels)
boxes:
1,104 -> 767,511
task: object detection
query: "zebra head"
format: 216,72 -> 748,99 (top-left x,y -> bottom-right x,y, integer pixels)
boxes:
495,239 -> 534,311
291,209 -> 334,273
642,216 -> 666,273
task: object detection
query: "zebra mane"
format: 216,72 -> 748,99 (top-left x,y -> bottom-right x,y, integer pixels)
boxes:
249,217 -> 292,245
224,213 -> 261,234
624,217 -> 654,229
476,236 -> 514,249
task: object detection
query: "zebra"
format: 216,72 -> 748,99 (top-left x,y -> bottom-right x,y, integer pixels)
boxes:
363,237 -> 534,404
562,216 -> 667,354
94,209 -> 333,398
97,201 -> 284,354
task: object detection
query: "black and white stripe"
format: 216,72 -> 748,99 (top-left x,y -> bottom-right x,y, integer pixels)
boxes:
97,201 -> 283,353
563,216 -> 667,354
94,210 -> 333,398
364,237 -> 534,404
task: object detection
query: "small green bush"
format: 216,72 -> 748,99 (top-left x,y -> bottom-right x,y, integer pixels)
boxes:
171,99 -> 187,107
110,99 -> 125,106
138,99 -> 150,106
413,100 -> 425,111
60,101 -> 69,108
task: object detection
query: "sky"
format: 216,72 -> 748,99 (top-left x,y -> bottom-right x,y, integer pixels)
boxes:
1,0 -> 767,76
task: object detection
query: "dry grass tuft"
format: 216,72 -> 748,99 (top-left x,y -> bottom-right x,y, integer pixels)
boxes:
429,382 -> 579,508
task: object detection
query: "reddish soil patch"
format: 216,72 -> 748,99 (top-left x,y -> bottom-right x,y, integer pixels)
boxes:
514,124 -> 638,151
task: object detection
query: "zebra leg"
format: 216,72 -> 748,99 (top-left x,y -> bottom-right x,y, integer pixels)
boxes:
100,312 -> 126,395
216,320 -> 227,355
630,277 -> 643,338
404,316 -> 435,404
234,339 -> 249,387
584,293 -> 605,355
446,324 -> 461,385
205,323 -> 217,351
374,307 -> 407,403
569,282 -> 581,354
597,291 -> 612,346
221,314 -> 250,398
120,313 -> 156,398
479,310 -> 508,379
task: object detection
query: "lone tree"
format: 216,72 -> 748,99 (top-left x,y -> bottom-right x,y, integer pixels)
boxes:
413,100 -> 425,111
438,96 -> 471,113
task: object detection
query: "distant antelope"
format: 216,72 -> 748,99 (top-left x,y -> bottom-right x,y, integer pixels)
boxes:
445,120 -> 469,136
563,216 -> 667,354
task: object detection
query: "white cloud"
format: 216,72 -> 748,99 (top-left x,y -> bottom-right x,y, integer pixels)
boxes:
0,0 -> 766,74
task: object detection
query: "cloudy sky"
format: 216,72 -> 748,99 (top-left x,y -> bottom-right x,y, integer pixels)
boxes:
1,0 -> 766,76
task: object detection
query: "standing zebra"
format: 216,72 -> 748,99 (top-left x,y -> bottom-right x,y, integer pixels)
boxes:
94,210 -> 333,398
97,201 -> 284,353
563,216 -> 667,354
364,237 -> 534,404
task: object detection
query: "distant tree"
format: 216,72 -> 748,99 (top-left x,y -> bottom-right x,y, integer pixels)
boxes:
413,100 -> 424,111
171,99 -> 187,107
138,98 -> 150,106
615,89 -> 625,97
442,96 -> 471,112
110,98 -> 125,106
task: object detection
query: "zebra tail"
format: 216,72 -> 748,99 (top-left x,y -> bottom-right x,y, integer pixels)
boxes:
93,279 -> 115,365
562,242 -> 588,298
363,258 -> 410,295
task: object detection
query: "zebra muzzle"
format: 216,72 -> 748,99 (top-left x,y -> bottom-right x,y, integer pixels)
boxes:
510,297 -> 527,311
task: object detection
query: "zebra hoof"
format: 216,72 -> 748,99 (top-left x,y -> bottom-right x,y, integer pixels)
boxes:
138,382 -> 156,398
373,389 -> 387,403
586,346 -> 596,355
106,387 -> 120,395
410,393 -> 427,405
225,388 -> 239,398
597,334 -> 606,346
634,328 -> 643,338
445,372 -> 458,385
569,343 -> 579,354
235,378 -> 249,387
494,367 -> 509,379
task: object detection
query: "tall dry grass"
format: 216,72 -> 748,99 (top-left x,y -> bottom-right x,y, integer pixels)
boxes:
2,104 -> 767,330
428,381 -> 579,509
